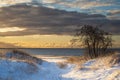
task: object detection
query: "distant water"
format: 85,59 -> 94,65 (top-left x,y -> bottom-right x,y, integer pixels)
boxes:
0,48 -> 120,56
20,48 -> 120,56
20,48 -> 84,56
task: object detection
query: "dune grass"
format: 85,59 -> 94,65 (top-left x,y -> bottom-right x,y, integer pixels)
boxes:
66,56 -> 89,65
66,51 -> 120,69
95,52 -> 120,67
0,49 -> 43,65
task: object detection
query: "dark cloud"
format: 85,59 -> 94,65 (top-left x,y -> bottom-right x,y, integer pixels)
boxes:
0,4 -> 119,36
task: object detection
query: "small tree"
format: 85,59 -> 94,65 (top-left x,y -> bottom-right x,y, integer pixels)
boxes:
71,25 -> 112,59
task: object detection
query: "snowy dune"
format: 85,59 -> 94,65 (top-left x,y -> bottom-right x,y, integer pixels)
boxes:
0,56 -> 120,80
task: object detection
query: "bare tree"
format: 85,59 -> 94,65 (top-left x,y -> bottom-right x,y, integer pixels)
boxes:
71,25 -> 112,58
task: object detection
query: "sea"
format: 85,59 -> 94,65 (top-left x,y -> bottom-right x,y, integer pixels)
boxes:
0,48 -> 120,56
20,48 -> 84,56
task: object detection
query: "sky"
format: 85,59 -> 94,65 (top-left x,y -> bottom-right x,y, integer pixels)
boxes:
0,0 -> 119,48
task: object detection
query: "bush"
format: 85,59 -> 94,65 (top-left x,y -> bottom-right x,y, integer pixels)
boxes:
71,25 -> 112,59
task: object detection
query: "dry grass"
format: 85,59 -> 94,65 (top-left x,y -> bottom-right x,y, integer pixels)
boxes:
66,56 -> 91,69
97,52 -> 120,67
66,52 -> 120,69
67,56 -> 89,65
57,62 -> 67,69
105,70 -> 120,80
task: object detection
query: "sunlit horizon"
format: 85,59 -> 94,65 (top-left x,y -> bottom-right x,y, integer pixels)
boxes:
0,34 -> 119,48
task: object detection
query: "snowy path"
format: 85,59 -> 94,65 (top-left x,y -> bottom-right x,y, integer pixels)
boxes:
36,57 -> 74,80
38,61 -> 73,80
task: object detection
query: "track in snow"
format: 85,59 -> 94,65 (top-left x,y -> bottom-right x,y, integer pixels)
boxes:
37,58 -> 73,80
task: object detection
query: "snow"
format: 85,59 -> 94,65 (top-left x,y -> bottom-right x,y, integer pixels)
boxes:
0,59 -> 38,80
0,56 -> 120,80
63,59 -> 120,80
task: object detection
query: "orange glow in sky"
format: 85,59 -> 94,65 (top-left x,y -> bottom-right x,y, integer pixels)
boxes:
0,34 -> 119,48
0,35 -> 73,48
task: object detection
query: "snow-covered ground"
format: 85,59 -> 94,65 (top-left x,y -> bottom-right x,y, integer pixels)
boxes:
0,56 -> 120,80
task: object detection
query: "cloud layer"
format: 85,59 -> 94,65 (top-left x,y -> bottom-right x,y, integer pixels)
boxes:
40,0 -> 120,19
0,0 -> 119,20
0,4 -> 119,36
